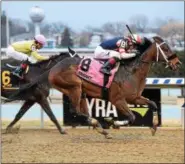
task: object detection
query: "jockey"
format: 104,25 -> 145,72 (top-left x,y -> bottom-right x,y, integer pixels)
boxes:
94,34 -> 144,75
6,34 -> 49,79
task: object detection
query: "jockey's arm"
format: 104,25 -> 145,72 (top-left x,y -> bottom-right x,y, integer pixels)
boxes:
119,48 -> 137,59
31,51 -> 49,61
120,52 -> 136,59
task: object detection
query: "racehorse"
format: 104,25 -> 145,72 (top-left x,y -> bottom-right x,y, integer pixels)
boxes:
48,36 -> 181,138
8,36 -> 181,139
1,52 -> 75,134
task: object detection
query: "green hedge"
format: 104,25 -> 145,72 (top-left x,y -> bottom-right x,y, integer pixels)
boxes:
148,51 -> 184,77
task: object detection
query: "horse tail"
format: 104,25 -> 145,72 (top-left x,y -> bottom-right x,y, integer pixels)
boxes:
7,70 -> 50,101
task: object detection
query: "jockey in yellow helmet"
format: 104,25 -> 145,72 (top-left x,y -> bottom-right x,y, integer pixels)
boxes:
6,34 -> 49,79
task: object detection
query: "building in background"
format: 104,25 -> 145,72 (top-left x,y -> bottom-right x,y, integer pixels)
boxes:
88,32 -> 103,48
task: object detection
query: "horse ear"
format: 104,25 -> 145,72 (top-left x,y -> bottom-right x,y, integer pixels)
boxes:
68,46 -> 75,55
24,58 -> 30,64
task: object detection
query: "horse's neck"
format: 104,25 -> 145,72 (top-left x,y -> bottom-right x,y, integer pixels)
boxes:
115,43 -> 156,85
27,55 -> 68,80
32,56 -> 60,71
26,59 -> 54,81
134,43 -> 156,82
37,54 -> 70,70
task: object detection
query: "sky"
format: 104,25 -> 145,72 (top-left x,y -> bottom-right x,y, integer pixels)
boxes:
2,1 -> 184,31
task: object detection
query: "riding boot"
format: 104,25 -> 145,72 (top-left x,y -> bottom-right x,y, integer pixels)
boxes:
100,57 -> 119,75
12,63 -> 28,79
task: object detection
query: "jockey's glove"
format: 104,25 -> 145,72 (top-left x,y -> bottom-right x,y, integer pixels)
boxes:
129,49 -> 140,55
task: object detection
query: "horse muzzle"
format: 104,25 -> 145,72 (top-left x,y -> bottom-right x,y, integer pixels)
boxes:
167,57 -> 182,71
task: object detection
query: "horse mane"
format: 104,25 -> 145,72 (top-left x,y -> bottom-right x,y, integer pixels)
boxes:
120,37 -> 153,67
152,36 -> 164,43
115,37 -> 153,82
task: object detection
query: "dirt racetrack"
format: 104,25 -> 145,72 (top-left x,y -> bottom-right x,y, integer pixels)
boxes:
1,127 -> 184,163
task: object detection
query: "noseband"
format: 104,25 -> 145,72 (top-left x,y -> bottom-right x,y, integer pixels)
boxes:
156,42 -> 177,63
141,40 -> 176,66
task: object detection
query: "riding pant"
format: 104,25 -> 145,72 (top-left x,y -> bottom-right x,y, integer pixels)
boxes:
94,46 -> 137,60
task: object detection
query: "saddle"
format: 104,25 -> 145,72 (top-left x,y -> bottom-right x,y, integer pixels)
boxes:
76,57 -> 119,100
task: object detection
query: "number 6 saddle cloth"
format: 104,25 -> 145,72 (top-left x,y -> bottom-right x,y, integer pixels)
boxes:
1,65 -> 27,90
76,57 -> 119,88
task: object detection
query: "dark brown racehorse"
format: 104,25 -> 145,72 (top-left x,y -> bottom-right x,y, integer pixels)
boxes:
1,52 -> 75,134
47,36 -> 181,138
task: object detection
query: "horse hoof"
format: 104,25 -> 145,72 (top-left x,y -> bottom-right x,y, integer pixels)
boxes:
61,131 -> 67,135
105,134 -> 113,139
5,127 -> 12,134
13,125 -> 21,134
2,130 -> 8,134
90,118 -> 98,126
150,126 -> 157,136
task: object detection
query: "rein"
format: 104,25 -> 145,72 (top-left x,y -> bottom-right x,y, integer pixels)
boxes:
122,40 -> 169,73
45,57 -> 59,69
141,41 -> 175,66
35,55 -> 62,70
156,42 -> 168,63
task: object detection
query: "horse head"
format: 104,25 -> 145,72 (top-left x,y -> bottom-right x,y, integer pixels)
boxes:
151,36 -> 181,70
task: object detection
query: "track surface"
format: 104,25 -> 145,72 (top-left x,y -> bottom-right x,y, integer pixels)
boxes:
2,128 -> 184,163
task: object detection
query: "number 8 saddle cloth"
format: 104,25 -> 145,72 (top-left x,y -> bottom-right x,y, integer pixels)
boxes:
76,57 -> 119,88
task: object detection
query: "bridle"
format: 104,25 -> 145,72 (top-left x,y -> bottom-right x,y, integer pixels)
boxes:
155,41 -> 178,68
141,41 -> 177,67
156,42 -> 168,63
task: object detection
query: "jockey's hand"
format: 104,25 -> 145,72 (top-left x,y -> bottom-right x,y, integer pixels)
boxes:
136,50 -> 141,56
129,49 -> 140,55
118,48 -> 125,53
45,56 -> 50,60
27,57 -> 35,63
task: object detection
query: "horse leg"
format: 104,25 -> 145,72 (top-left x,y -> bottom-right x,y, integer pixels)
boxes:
5,100 -> 35,133
67,87 -> 110,138
38,98 -> 67,134
73,93 -> 90,124
114,99 -> 136,125
49,73 -> 110,138
80,93 -> 112,137
133,96 -> 159,136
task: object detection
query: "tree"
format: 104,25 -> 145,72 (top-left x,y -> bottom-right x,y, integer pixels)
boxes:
79,31 -> 91,47
148,51 -> 184,77
9,19 -> 28,36
61,27 -> 73,47
159,20 -> 184,43
40,21 -> 66,36
1,11 -> 28,47
154,17 -> 168,28
129,14 -> 149,33
102,21 -> 126,36
1,11 -> 7,47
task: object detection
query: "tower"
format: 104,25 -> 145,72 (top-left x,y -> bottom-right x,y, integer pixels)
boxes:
29,6 -> 45,35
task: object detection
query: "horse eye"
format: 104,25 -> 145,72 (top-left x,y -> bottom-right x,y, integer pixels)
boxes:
162,45 -> 169,51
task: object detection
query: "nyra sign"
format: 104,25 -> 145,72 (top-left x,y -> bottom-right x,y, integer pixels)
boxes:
63,89 -> 161,126
86,98 -> 118,117
85,98 -> 149,118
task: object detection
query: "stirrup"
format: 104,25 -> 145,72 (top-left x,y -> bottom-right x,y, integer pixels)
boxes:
12,72 -> 24,79
100,68 -> 112,75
